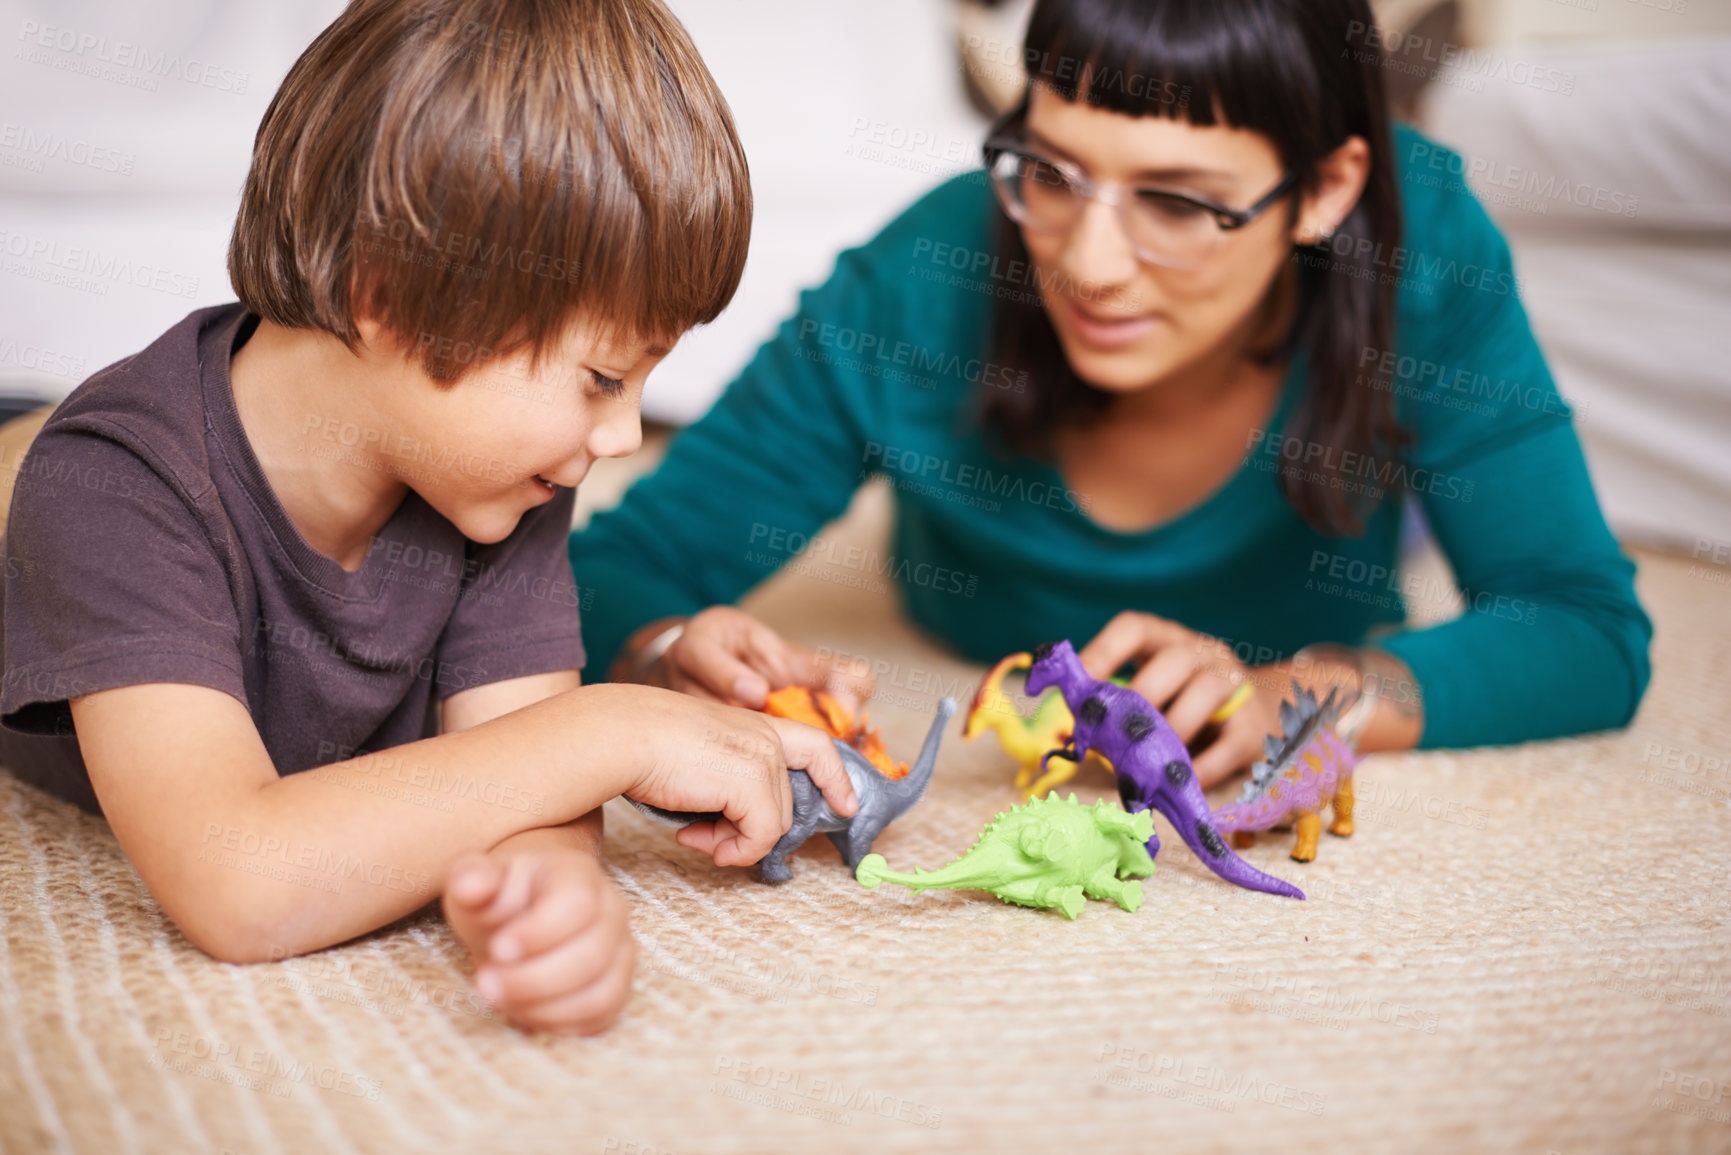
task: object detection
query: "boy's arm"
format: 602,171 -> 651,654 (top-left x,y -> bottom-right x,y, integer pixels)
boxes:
70,678 -> 849,964
440,669 -> 603,858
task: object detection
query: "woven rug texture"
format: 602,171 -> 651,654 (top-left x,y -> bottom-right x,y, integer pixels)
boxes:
1,468 -> 1728,1155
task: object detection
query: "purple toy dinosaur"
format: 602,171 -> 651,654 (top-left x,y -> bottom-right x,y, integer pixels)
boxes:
1025,640 -> 1304,900
1212,684 -> 1360,863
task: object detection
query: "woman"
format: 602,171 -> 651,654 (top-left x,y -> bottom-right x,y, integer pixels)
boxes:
569,0 -> 1650,786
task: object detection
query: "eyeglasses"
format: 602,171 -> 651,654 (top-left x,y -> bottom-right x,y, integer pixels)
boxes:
983,138 -> 1300,271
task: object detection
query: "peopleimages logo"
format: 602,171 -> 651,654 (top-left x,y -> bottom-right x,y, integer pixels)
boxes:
16,20 -> 251,93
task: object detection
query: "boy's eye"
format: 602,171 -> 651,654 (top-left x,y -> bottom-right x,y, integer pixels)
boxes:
588,369 -> 627,398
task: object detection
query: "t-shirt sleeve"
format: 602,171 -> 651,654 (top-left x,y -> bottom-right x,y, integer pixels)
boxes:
432,484 -> 585,697
1,425 -> 247,734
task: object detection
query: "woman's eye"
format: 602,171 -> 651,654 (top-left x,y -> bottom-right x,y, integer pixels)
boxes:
588,369 -> 627,398
1023,158 -> 1075,193
1135,190 -> 1213,225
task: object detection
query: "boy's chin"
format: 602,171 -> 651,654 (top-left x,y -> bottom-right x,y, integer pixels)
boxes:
440,499 -> 527,545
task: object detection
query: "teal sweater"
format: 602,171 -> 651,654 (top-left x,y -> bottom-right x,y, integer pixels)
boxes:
571,126 -> 1650,749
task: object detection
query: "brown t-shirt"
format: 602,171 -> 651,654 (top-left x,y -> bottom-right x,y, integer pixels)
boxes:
0,304 -> 586,814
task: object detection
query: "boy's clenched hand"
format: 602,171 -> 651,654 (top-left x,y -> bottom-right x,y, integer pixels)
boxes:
443,847 -> 634,1036
625,694 -> 856,868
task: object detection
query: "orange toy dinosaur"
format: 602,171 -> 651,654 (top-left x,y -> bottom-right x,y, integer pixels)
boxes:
764,686 -> 908,780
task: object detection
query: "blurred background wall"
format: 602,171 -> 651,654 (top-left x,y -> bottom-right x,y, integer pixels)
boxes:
1,0 -> 1727,550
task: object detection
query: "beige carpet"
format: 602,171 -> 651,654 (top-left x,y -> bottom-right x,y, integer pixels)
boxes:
1,424 -> 1729,1154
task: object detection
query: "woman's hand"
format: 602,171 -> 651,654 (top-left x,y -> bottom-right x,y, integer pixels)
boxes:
629,607 -> 876,713
443,847 -> 634,1036
1077,611 -> 1285,789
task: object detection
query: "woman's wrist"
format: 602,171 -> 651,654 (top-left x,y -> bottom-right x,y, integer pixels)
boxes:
610,616 -> 688,685
1274,644 -> 1424,752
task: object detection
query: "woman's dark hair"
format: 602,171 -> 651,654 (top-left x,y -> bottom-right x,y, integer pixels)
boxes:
978,0 -> 1404,537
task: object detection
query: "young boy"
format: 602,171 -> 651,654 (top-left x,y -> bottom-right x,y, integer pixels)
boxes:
0,0 -> 854,1037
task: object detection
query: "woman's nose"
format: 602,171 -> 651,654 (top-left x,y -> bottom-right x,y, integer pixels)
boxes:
1059,199 -> 1141,292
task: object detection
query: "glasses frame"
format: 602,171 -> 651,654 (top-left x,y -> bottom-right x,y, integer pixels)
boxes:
981,106 -> 1302,268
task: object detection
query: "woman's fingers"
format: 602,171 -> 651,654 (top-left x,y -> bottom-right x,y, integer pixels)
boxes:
1076,611 -> 1185,680
793,646 -> 876,714
668,629 -> 770,706
1076,611 -> 1157,679
1163,673 -> 1241,744
1191,714 -> 1267,789
1126,644 -> 1205,714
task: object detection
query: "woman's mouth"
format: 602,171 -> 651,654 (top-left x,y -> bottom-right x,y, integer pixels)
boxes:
530,474 -> 557,501
1060,297 -> 1159,350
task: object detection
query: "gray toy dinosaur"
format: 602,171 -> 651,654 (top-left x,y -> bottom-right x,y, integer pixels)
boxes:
625,697 -> 956,882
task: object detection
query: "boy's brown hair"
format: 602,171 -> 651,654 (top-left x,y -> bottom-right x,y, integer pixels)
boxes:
229,0 -> 752,381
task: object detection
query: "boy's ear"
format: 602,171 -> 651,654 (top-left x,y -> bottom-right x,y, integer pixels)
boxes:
355,314 -> 385,345
346,268 -> 389,349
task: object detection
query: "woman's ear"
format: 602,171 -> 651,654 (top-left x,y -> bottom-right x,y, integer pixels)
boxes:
1293,135 -> 1371,246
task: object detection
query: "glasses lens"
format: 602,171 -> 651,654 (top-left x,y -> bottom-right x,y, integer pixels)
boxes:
992,151 -> 1082,235
1124,190 -> 1223,269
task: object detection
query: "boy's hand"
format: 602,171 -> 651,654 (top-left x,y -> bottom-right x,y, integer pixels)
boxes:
443,847 -> 634,1036
639,607 -> 876,713
624,690 -> 856,868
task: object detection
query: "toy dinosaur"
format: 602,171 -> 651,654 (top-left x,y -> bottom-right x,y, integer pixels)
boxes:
625,697 -> 956,883
1025,640 -> 1304,900
1212,683 -> 1360,862
763,685 -> 906,779
963,652 -> 1115,799
855,794 -> 1155,919
967,652 -> 1254,800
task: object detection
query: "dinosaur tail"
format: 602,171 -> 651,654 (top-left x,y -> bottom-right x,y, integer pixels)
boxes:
964,654 -> 1029,739
623,797 -> 719,828
884,697 -> 956,810
855,848 -> 1008,894
1150,775 -> 1304,900
1211,794 -> 1289,836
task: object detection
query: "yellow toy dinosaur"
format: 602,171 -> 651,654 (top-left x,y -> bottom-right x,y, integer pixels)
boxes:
964,651 -> 1255,800
964,652 -> 1112,799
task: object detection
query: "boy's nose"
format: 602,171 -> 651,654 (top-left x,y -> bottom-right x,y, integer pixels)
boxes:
589,409 -> 643,460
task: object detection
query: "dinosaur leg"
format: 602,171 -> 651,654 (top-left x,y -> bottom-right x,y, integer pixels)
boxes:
1043,885 -> 1087,920
1290,812 -> 1322,862
758,833 -> 800,882
1329,777 -> 1356,838
1116,839 -> 1157,880
1022,759 -> 1080,800
991,877 -> 1085,918
1117,778 -> 1162,858
833,816 -> 888,871
761,782 -> 823,883
1085,866 -> 1143,914
1231,830 -> 1256,850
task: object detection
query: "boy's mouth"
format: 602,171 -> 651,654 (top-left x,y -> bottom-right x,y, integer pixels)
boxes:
530,474 -> 558,500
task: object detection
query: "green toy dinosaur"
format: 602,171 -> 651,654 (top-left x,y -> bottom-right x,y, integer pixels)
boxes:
855,794 -> 1156,919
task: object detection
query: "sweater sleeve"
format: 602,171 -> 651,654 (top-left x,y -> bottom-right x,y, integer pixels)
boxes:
1375,171 -> 1652,748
